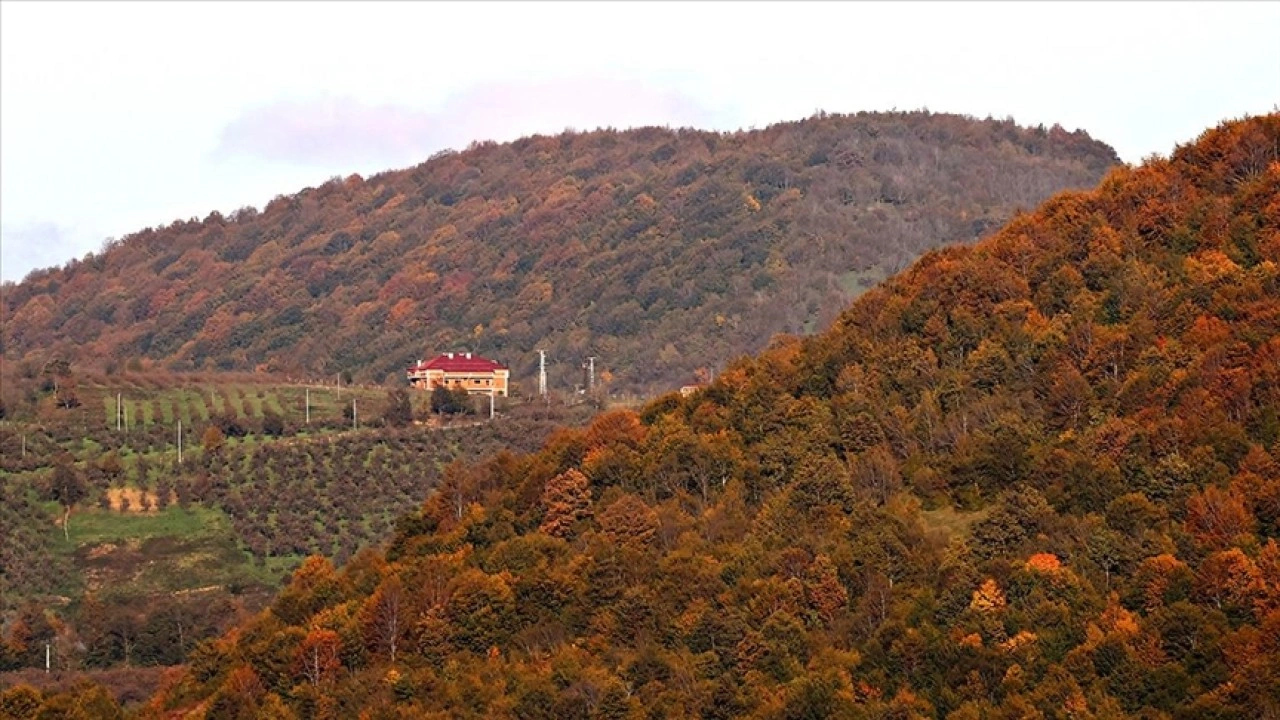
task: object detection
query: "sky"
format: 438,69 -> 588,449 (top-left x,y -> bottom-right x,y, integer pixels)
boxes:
2,1 -> 1278,283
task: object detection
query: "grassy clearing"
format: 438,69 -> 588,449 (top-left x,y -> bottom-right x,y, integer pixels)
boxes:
838,266 -> 886,298
918,503 -> 989,541
64,505 -> 224,547
63,504 -> 303,597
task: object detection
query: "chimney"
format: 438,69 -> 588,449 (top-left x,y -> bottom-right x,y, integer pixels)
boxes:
465,352 -> 472,359
446,352 -> 454,359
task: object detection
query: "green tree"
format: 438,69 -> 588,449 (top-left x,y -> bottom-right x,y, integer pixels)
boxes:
261,410 -> 285,437
383,388 -> 413,427
430,385 -> 473,415
48,455 -> 86,541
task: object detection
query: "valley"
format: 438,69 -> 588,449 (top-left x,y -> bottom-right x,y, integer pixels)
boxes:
0,369 -> 598,697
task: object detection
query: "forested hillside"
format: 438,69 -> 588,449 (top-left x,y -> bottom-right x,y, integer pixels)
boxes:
64,114 -> 1276,720
1,111 -> 1117,395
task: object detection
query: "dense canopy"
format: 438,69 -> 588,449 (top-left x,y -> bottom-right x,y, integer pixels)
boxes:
1,111 -> 1116,395
93,115 -> 1280,719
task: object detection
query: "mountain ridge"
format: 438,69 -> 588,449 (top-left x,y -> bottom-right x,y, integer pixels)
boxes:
2,110 -> 1118,396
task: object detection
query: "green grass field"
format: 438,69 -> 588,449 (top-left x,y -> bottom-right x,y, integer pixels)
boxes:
57,503 -> 301,598
838,266 -> 888,298
918,503 -> 989,541
64,505 -> 222,546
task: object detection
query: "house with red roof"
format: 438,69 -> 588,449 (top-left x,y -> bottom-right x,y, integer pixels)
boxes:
407,352 -> 510,396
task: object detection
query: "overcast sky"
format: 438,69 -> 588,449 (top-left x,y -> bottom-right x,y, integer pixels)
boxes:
2,1 -> 1277,283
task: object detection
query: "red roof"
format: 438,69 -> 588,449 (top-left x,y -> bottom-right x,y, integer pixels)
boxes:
408,352 -> 507,373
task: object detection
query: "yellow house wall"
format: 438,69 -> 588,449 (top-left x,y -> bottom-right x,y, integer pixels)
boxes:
409,368 -> 509,396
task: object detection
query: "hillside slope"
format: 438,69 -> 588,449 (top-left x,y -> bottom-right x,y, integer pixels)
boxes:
1,111 -> 1117,395
112,114 -> 1280,720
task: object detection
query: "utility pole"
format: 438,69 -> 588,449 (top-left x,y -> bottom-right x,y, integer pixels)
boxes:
45,643 -> 50,674
117,393 -> 122,431
352,399 -> 358,431
21,435 -> 26,458
489,390 -> 495,420
177,421 -> 183,465
538,350 -> 547,399
587,356 -> 596,394
305,387 -> 311,425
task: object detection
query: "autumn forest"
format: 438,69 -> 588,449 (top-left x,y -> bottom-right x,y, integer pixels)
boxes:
1,111 -> 1116,396
1,111 -> 1278,719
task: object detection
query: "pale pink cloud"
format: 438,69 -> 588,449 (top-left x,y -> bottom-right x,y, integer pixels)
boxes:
216,99 -> 439,168
215,78 -> 715,168
0,221 -> 87,283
